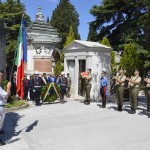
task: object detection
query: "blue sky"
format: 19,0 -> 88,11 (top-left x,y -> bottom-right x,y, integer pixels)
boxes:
2,0 -> 102,40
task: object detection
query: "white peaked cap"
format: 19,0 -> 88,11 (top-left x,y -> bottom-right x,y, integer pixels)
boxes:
102,69 -> 107,73
61,71 -> 65,75
35,71 -> 39,74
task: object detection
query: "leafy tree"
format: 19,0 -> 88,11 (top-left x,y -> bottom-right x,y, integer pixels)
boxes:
120,43 -> 143,77
0,0 -> 30,73
60,26 -> 75,63
89,0 -> 150,68
54,61 -> 63,77
50,0 -> 80,49
101,36 -> 116,75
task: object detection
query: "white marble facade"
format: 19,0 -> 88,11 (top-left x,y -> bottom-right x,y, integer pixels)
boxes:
64,40 -> 112,100
25,7 -> 60,75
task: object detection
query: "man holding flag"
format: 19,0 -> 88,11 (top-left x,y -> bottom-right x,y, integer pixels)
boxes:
15,17 -> 27,99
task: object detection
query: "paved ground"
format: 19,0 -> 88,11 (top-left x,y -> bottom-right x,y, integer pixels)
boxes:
1,97 -> 150,150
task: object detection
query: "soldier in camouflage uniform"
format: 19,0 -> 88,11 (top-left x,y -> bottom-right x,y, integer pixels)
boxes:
113,67 -> 126,111
144,70 -> 150,112
126,69 -> 141,114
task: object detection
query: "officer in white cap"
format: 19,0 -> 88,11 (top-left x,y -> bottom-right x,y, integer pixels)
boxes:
33,71 -> 42,106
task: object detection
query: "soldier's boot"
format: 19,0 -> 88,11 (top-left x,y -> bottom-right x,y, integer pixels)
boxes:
130,108 -> 136,114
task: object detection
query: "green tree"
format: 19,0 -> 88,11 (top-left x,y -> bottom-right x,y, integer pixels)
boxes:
47,16 -> 50,23
101,36 -> 116,75
50,0 -> 80,49
87,23 -> 98,41
120,43 -> 143,77
54,61 -> 63,77
64,26 -> 75,47
89,0 -> 150,68
0,0 -> 30,72
61,26 -> 75,63
101,36 -> 111,47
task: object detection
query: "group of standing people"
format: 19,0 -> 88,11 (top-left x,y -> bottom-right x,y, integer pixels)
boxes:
82,68 -> 150,114
11,71 -> 72,106
101,68 -> 150,114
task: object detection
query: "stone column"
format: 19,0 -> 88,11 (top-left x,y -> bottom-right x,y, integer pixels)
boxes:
86,55 -> 92,70
74,56 -> 79,97
0,19 -> 7,74
64,57 -> 68,73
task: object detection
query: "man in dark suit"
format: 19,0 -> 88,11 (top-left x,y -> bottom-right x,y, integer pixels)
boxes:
23,74 -> 29,101
11,74 -> 16,96
33,71 -> 42,106
29,75 -> 34,101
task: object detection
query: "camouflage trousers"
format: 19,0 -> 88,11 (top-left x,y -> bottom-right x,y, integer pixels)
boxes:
129,87 -> 139,110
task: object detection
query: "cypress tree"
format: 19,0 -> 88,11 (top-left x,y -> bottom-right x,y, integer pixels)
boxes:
120,43 -> 143,77
50,0 -> 80,49
64,26 -> 75,47
54,61 -> 63,77
101,36 -> 116,75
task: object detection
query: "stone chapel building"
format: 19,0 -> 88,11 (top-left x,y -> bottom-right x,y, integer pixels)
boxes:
25,7 -> 61,75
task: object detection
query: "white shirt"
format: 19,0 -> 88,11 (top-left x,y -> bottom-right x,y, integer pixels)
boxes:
0,86 -> 8,105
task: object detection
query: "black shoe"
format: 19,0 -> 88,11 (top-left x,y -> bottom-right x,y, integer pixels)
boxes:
102,105 -> 106,108
0,130 -> 5,134
83,100 -> 88,104
147,109 -> 150,112
0,140 -> 6,146
84,101 -> 90,105
130,110 -> 136,114
36,103 -> 41,106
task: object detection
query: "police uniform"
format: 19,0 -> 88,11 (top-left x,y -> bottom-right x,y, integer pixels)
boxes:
23,78 -> 29,100
115,74 -> 126,111
84,73 -> 92,104
33,76 -> 42,106
145,77 -> 150,111
129,75 -> 141,113
100,76 -> 109,108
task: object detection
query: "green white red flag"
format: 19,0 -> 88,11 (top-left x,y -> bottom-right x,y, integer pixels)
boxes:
15,19 -> 27,99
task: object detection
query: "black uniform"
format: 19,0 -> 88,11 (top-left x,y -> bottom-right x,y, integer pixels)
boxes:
23,78 -> 29,100
33,77 -> 42,106
11,78 -> 16,96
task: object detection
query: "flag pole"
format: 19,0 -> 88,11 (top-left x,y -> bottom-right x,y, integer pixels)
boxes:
9,14 -> 25,82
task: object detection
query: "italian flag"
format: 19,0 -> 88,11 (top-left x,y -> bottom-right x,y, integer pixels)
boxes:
15,20 -> 27,99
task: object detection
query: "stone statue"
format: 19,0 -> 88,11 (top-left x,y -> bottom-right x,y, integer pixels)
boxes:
0,19 -> 7,74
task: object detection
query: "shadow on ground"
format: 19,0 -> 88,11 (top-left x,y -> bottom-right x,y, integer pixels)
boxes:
0,112 -> 39,144
0,112 -> 24,143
